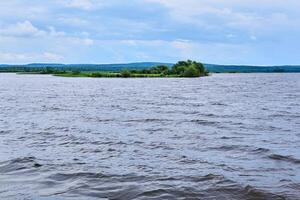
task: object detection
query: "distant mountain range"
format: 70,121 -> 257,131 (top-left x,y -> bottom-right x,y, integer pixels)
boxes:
1,62 -> 300,73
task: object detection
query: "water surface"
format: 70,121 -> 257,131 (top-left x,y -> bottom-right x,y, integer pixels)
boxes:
0,73 -> 299,199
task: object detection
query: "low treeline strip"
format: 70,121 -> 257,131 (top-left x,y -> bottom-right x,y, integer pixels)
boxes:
0,60 -> 209,78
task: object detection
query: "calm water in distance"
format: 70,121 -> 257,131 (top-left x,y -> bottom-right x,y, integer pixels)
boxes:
0,73 -> 300,200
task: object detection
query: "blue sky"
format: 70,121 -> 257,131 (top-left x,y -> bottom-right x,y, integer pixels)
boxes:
0,0 -> 300,65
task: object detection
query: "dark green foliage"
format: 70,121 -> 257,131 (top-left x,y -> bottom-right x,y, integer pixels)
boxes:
172,61 -> 187,75
171,60 -> 206,77
43,67 -> 55,74
182,66 -> 201,77
131,65 -> 170,75
121,70 -> 131,78
151,65 -> 169,74
71,70 -> 81,75
90,72 -> 103,77
126,61 -> 206,78
89,72 -> 121,77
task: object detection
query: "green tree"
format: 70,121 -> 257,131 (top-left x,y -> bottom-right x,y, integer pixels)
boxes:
183,66 -> 201,77
153,65 -> 169,74
71,70 -> 81,75
171,60 -> 206,77
90,72 -> 103,77
43,67 -> 55,74
191,62 -> 205,74
172,61 -> 187,75
121,70 -> 131,78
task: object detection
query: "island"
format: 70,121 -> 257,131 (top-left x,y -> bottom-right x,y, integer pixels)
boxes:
0,60 -> 209,78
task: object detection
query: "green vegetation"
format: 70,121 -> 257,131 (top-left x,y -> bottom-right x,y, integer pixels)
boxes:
123,60 -> 208,78
121,70 -> 131,78
182,66 -> 200,77
0,66 -> 66,74
0,60 -> 209,78
172,60 -> 205,76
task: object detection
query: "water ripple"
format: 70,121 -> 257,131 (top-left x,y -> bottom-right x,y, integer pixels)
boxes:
0,73 -> 300,199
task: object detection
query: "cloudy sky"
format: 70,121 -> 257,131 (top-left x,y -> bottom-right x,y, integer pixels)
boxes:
0,0 -> 299,65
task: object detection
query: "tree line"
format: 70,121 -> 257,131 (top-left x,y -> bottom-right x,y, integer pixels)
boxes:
0,60 -> 208,78
122,60 -> 208,78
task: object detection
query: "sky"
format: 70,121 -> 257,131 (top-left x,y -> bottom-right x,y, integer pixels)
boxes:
0,0 -> 300,65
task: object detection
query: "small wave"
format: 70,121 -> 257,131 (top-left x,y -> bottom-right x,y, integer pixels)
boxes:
0,169 -> 287,199
124,118 -> 172,123
243,185 -> 286,200
252,147 -> 270,153
0,157 -> 42,173
0,130 -> 11,135
211,102 -> 228,106
189,119 -> 219,126
41,106 -> 72,112
48,172 -> 107,182
208,145 -> 271,155
220,136 -> 243,140
84,117 -> 116,123
209,145 -> 250,152
201,113 -> 218,117
134,182 -> 285,200
268,154 -> 300,164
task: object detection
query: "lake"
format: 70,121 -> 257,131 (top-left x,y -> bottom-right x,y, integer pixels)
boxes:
0,73 -> 299,199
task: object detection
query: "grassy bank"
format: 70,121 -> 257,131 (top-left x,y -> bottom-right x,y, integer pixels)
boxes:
54,71 -> 181,78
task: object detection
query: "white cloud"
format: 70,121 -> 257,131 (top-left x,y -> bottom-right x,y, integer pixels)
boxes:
48,26 -> 66,37
171,40 -> 194,56
111,38 -> 253,64
0,52 -> 63,63
0,21 -> 46,37
75,38 -> 94,46
42,52 -> 64,61
67,0 -> 93,10
0,21 -> 68,38
0,21 -> 93,46
59,17 -> 90,27
145,0 -> 300,33
60,0 -> 106,10
0,2 -> 48,20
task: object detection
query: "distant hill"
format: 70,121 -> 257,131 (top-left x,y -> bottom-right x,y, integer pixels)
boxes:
0,62 -> 173,72
204,64 -> 300,73
1,62 -> 300,73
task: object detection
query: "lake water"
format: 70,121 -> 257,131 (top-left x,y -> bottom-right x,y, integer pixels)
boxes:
0,73 -> 300,200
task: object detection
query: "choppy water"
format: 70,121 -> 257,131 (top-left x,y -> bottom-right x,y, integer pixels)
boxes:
0,73 -> 300,200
